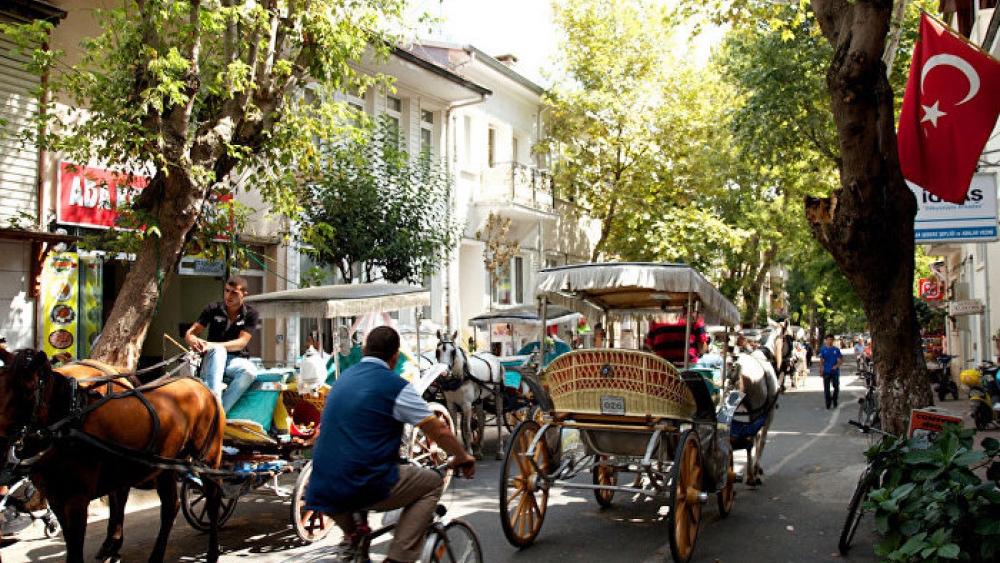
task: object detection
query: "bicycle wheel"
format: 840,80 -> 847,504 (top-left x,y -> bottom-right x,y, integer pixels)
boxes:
290,461 -> 337,543
422,519 -> 484,563
838,467 -> 872,554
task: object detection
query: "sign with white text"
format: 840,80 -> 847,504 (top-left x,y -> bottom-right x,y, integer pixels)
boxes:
57,162 -> 148,229
912,173 -> 998,243
950,299 -> 984,316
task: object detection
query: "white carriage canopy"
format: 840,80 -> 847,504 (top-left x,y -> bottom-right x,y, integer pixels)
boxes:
468,304 -> 583,328
244,283 -> 430,319
535,262 -> 740,327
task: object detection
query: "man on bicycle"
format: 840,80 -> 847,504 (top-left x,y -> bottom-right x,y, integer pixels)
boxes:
305,326 -> 475,563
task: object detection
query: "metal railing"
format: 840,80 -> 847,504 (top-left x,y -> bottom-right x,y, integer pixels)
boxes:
479,161 -> 554,212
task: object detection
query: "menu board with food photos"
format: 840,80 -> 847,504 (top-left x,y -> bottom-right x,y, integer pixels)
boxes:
42,251 -> 79,358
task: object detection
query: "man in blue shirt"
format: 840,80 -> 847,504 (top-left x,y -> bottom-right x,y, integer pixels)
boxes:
818,334 -> 845,409
305,326 -> 474,563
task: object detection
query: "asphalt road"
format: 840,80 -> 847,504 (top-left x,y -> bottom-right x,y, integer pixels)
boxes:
1,354 -> 978,563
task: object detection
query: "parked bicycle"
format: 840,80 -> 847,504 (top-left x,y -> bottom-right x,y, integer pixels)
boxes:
332,464 -> 482,563
0,475 -> 60,539
839,419 -> 896,555
856,362 -> 881,446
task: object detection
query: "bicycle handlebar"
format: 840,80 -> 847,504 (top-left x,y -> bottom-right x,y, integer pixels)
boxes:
848,419 -> 896,438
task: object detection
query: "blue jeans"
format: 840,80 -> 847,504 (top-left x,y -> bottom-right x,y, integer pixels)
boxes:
823,371 -> 840,408
201,346 -> 257,412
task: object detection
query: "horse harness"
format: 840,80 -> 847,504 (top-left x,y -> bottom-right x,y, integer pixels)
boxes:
7,353 -> 223,477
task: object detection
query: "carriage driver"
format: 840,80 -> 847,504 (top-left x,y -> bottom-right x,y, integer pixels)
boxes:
184,276 -> 259,412
304,326 -> 475,563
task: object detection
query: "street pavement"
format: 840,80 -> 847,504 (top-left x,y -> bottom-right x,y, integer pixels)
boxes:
0,351 -> 988,563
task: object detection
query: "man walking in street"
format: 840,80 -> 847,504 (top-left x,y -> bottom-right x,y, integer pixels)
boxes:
818,334 -> 844,409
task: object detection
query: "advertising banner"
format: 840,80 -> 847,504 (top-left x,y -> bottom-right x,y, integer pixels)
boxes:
912,173 -> 998,243
918,278 -> 944,301
41,251 -> 79,358
57,162 -> 147,229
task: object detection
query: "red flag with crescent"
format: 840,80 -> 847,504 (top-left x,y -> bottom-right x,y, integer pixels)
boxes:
898,13 -> 1000,204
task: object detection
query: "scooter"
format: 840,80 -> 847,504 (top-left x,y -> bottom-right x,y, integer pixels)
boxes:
961,362 -> 1000,430
930,355 -> 959,402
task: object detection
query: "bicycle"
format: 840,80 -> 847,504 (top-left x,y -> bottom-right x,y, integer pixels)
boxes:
855,363 -> 881,446
838,419 -> 895,555
0,475 -> 61,539
334,465 -> 482,563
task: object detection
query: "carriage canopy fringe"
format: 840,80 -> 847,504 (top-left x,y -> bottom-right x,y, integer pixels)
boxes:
535,262 -> 740,326
245,283 -> 430,318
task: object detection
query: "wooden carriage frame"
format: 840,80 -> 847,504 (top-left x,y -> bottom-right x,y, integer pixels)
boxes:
499,263 -> 744,563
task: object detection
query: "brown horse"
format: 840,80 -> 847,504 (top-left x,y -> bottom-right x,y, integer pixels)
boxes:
0,348 -> 225,563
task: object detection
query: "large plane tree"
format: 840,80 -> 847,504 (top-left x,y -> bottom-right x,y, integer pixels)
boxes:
3,0 -> 412,367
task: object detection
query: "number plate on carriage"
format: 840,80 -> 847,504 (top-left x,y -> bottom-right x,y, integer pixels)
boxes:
600,395 -> 625,416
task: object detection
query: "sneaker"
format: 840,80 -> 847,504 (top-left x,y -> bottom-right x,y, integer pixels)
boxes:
2,509 -> 34,536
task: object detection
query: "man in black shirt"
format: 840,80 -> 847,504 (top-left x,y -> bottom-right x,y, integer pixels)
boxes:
184,276 -> 259,411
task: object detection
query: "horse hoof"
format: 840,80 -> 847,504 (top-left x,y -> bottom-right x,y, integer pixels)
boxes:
474,452 -> 484,461
495,452 -> 503,461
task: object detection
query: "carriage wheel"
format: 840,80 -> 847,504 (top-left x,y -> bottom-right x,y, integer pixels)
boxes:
499,420 -> 551,547
290,461 -> 337,543
668,430 -> 704,563
409,402 -> 455,491
180,478 -> 238,532
592,455 -> 617,508
503,403 -> 532,433
716,452 -> 735,517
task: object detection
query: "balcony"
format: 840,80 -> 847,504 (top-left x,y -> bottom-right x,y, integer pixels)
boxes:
477,161 -> 555,215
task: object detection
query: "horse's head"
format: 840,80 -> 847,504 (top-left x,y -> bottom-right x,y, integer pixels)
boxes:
435,330 -> 464,378
0,349 -> 58,459
765,318 -> 791,371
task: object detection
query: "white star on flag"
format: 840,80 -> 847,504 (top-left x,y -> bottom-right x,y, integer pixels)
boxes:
920,100 -> 947,127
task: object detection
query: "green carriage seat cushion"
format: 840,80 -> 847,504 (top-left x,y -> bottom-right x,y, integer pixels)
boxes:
517,340 -> 572,367
227,368 -> 291,431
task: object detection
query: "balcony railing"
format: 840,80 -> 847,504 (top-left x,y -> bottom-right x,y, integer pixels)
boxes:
478,161 -> 554,213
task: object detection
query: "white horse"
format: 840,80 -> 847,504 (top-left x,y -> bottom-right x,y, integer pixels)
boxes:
729,319 -> 787,486
435,330 -> 505,460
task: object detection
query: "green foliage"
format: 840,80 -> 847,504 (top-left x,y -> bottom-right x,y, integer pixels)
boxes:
299,116 -> 460,284
864,426 -> 1000,563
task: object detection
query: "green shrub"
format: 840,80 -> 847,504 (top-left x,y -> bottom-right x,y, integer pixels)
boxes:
864,424 -> 999,562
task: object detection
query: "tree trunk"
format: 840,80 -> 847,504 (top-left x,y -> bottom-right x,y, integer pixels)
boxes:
809,0 -> 932,436
90,170 -> 207,369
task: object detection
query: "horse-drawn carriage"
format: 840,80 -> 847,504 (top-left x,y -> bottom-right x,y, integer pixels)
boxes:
179,282 -> 454,542
498,262 -> 748,563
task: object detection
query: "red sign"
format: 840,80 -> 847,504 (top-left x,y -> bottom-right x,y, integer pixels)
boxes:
58,162 -> 148,229
918,278 -> 944,301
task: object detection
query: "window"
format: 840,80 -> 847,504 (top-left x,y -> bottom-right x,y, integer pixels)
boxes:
420,110 -> 434,156
386,95 -> 402,137
491,256 -> 524,306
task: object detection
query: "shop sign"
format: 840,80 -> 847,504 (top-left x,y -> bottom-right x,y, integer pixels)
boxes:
908,408 -> 963,448
912,174 -> 999,243
57,162 -> 148,229
918,278 -> 944,301
950,299 -> 984,316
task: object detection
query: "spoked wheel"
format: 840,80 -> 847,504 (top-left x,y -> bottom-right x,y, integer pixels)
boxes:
716,452 -> 735,517
667,430 -> 704,563
290,461 -> 337,543
180,478 -> 238,532
866,412 -> 883,448
422,519 -> 484,563
503,402 -> 533,433
839,468 -> 872,554
592,455 -> 617,507
499,420 -> 551,547
410,403 -> 455,491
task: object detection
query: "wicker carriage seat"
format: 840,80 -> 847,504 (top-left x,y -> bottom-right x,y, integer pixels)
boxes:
543,349 -> 697,420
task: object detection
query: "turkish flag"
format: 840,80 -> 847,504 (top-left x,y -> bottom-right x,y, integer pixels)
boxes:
897,13 -> 1000,204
